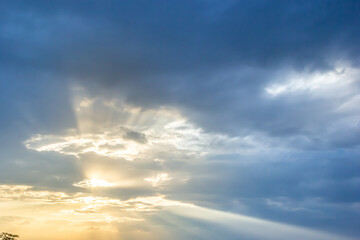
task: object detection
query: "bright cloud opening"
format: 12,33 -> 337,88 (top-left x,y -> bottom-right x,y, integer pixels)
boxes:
144,173 -> 171,187
265,64 -> 359,97
73,179 -> 117,188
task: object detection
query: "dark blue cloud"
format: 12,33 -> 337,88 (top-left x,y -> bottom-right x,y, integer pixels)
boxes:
1,0 -> 359,74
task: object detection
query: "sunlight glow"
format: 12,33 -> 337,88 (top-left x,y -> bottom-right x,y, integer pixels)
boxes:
144,173 -> 171,187
168,205 -> 353,240
73,179 -> 117,188
16,91 -> 350,240
24,95 -> 260,163
0,182 -> 352,240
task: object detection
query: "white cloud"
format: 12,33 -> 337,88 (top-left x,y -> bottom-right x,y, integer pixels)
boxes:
24,95 -> 265,163
0,184 -> 192,212
24,130 -> 147,161
144,173 -> 171,187
265,64 -> 359,97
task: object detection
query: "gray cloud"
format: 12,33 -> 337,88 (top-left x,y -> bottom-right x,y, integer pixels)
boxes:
0,1 -> 359,239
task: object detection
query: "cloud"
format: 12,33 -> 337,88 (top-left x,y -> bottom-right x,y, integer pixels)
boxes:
144,173 -> 171,187
0,184 -> 353,240
0,1 -> 359,239
167,205 -> 354,240
24,95 -> 262,161
0,184 -> 191,213
14,90 -> 360,238
1,1 -> 359,75
24,131 -> 146,161
73,179 -> 117,188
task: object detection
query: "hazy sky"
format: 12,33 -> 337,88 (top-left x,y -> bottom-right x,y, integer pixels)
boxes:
0,1 -> 359,239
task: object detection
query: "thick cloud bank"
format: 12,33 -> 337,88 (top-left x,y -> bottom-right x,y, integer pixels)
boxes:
0,1 -> 359,239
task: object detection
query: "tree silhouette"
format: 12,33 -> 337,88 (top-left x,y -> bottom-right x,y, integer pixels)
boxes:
0,232 -> 19,240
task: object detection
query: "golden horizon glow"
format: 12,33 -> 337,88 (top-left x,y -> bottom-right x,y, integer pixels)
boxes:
0,184 -> 349,240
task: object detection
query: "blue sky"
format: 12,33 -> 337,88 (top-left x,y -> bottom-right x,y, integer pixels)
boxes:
0,1 -> 359,239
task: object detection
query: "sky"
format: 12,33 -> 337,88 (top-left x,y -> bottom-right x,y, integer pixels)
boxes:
0,1 -> 359,239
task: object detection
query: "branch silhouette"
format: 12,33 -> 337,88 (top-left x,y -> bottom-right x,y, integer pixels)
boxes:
0,232 -> 19,240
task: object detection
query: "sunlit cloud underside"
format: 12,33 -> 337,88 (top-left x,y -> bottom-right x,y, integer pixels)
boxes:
0,184 -> 351,240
